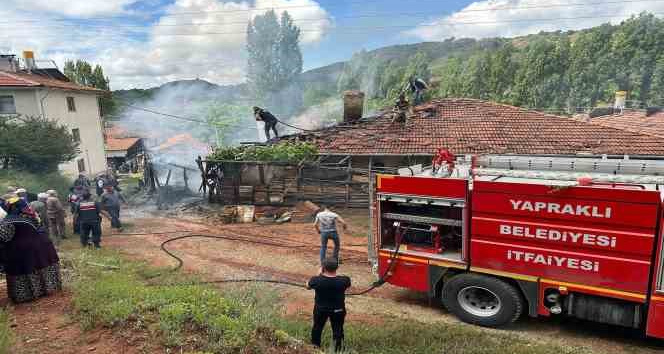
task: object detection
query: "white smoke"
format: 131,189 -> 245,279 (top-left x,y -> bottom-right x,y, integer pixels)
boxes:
113,80 -> 261,189
289,98 -> 342,131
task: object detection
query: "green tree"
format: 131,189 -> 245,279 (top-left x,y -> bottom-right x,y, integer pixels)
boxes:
0,116 -> 79,172
64,59 -> 115,116
650,55 -> 664,105
202,103 -> 246,146
246,10 -> 303,111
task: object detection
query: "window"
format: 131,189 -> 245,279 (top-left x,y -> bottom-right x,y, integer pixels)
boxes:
72,128 -> 80,142
66,96 -> 76,112
0,95 -> 16,114
77,158 -> 86,173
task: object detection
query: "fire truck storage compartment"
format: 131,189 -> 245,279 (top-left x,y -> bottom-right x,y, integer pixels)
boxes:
378,256 -> 429,292
379,194 -> 465,261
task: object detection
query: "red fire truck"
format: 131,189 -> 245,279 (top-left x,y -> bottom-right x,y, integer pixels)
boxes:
375,154 -> 664,337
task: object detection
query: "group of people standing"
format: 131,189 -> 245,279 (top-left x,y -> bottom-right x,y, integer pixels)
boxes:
0,189 -> 61,303
70,171 -> 126,248
0,170 -> 128,305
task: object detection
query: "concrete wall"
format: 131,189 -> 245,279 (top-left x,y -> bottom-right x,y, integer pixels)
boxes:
0,87 -> 107,177
42,89 -> 106,177
0,89 -> 41,117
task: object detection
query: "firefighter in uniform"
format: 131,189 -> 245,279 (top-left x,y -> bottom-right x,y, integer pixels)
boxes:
75,191 -> 110,248
253,106 -> 280,141
408,76 -> 428,105
392,92 -> 411,126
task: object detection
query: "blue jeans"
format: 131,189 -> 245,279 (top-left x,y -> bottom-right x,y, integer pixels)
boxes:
320,231 -> 340,263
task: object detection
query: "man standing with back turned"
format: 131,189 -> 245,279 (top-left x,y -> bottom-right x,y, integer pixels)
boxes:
314,204 -> 348,264
253,106 -> 279,141
307,257 -> 351,352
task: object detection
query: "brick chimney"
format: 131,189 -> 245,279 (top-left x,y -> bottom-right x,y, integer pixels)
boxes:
343,90 -> 365,123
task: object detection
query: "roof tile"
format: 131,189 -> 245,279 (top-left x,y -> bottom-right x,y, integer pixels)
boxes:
0,70 -> 104,93
281,98 -> 664,156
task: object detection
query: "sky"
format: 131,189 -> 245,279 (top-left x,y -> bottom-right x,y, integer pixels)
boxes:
1,0 -> 663,89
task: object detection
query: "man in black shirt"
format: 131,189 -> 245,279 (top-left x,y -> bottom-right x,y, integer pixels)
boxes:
253,106 -> 279,141
307,257 -> 351,352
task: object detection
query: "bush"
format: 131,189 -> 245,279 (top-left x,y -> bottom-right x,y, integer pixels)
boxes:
208,142 -> 318,163
0,116 -> 78,173
0,169 -> 72,198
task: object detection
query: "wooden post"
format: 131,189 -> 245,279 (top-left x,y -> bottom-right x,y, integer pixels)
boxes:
183,167 -> 189,189
165,169 -> 172,186
196,156 -> 207,194
345,157 -> 351,208
367,156 -> 377,266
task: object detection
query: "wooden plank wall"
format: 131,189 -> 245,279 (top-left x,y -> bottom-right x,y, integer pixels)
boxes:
198,160 -> 370,207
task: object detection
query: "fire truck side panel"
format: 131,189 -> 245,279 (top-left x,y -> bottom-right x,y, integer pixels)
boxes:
377,175 -> 467,199
472,180 -> 662,205
471,239 -> 651,294
378,253 -> 429,292
471,217 -> 655,257
472,190 -> 659,230
470,181 -> 660,297
646,299 -> 664,338
646,209 -> 664,339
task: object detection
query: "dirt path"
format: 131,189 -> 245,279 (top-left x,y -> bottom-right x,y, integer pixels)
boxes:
6,291 -> 161,354
103,213 -> 664,354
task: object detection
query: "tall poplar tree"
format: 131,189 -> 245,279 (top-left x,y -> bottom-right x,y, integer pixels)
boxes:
246,10 -> 303,113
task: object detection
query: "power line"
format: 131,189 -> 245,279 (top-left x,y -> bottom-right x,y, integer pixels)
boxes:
3,12 -> 659,39
122,103 -> 313,132
3,0 -> 663,25
123,103 -> 209,124
3,0 -> 660,30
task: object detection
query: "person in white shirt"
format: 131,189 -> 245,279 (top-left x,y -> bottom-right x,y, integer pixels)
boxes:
314,204 -> 348,264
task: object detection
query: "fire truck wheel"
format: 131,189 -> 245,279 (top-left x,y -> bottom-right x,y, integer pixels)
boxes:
442,273 -> 523,327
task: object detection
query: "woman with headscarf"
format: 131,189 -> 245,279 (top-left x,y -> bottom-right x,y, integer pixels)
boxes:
0,197 -> 61,303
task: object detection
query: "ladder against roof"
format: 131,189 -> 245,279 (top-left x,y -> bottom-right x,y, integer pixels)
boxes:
466,155 -> 664,185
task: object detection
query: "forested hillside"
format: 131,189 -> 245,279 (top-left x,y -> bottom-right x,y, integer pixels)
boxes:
333,13 -> 664,113
111,12 -> 664,128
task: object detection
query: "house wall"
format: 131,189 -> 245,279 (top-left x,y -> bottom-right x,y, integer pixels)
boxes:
0,87 -> 106,177
41,89 -> 106,177
0,89 -> 41,117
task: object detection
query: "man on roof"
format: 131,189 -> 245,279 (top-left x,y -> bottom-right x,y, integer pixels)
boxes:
253,106 -> 279,141
408,76 -> 428,105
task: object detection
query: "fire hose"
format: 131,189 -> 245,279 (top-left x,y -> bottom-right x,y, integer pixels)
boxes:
153,233 -> 404,296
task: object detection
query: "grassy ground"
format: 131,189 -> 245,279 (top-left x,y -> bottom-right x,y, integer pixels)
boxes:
60,243 -> 593,354
0,309 -> 12,354
0,169 -> 72,198
66,247 -> 299,353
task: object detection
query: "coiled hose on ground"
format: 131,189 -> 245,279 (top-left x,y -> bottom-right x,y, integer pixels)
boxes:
155,234 -> 403,296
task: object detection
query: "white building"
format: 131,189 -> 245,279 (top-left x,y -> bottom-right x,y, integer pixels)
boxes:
0,53 -> 107,177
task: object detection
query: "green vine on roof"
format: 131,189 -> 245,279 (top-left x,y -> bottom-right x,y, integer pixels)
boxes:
208,142 -> 318,163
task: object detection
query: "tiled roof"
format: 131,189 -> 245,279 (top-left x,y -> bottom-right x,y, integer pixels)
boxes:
0,70 -> 104,93
578,109 -> 664,138
106,137 -> 141,152
281,98 -> 664,156
152,133 -> 210,152
105,126 -> 133,139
